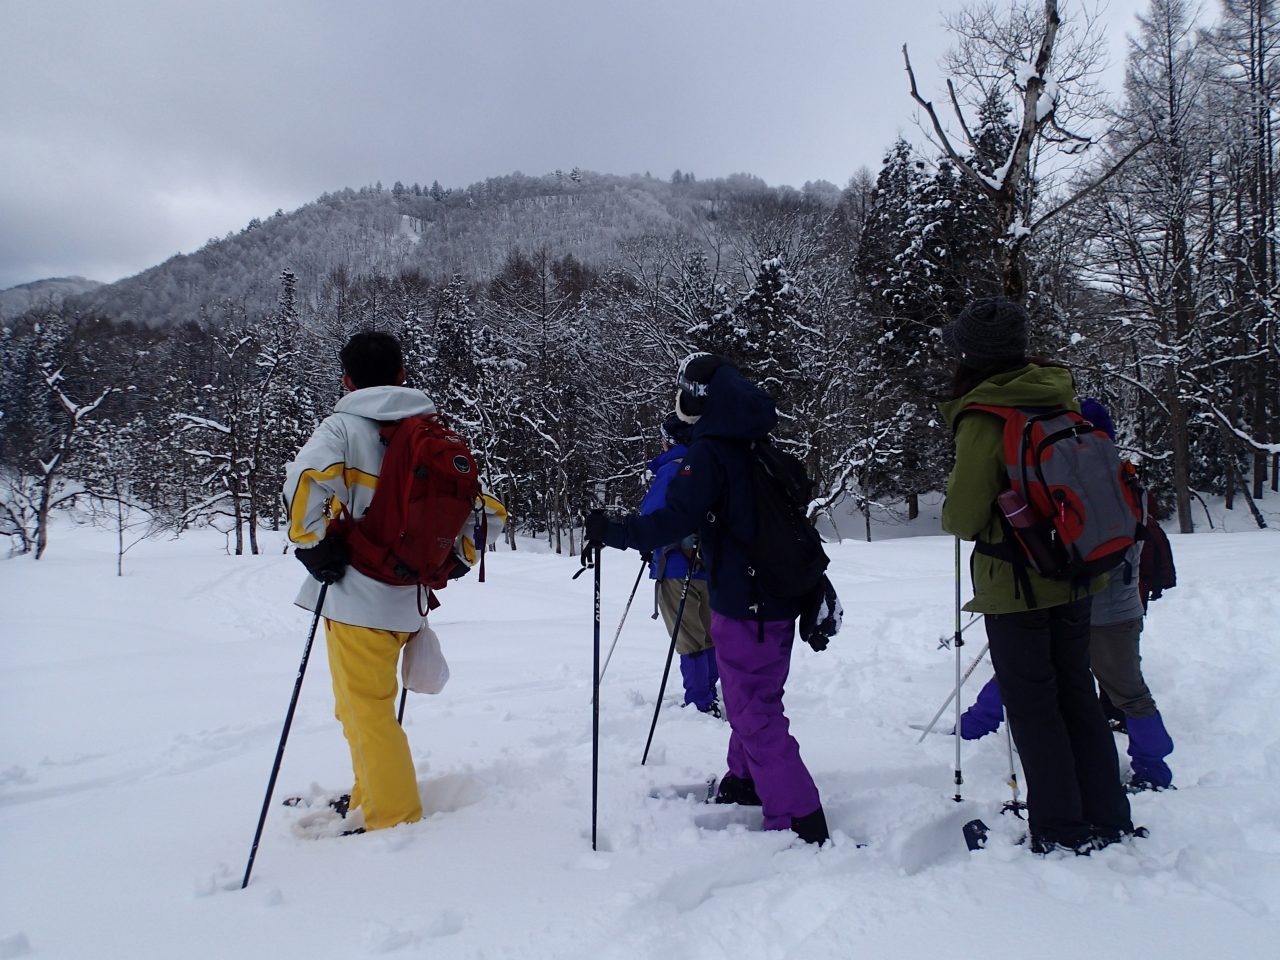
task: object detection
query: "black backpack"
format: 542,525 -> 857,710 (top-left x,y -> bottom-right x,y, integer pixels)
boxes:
735,437 -> 830,599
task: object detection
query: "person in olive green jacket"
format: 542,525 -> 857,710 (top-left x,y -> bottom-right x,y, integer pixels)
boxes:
939,297 -> 1135,855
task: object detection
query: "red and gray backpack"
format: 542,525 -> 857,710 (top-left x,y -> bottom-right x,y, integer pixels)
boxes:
339,413 -> 482,605
963,404 -> 1144,596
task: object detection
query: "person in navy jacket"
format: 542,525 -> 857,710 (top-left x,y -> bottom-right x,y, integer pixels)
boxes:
641,414 -> 719,716
587,354 -> 828,845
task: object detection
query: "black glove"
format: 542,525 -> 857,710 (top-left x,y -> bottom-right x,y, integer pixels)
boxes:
584,509 -> 609,548
295,536 -> 351,584
798,576 -> 842,653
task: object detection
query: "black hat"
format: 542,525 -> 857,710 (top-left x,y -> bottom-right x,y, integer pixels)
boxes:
941,297 -> 1029,367
675,352 -> 731,422
660,413 -> 692,447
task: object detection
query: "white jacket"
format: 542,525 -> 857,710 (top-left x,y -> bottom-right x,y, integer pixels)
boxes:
284,385 -> 437,631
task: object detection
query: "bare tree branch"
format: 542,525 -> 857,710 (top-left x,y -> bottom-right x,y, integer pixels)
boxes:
1030,136 -> 1154,232
903,43 -> 997,196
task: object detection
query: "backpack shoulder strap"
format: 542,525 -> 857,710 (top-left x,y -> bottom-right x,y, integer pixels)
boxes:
952,403 -> 1012,438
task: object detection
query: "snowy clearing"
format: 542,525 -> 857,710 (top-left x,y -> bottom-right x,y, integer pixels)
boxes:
2,510 -> 1278,960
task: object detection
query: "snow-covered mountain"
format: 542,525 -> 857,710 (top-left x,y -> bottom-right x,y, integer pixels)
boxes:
0,276 -> 101,319
48,170 -> 812,328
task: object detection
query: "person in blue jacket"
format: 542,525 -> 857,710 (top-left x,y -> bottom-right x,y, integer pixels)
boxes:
586,353 -> 828,845
641,413 -> 719,717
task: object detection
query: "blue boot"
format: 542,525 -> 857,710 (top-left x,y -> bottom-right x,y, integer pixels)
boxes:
679,651 -> 718,714
1126,711 -> 1174,789
957,677 -> 1004,740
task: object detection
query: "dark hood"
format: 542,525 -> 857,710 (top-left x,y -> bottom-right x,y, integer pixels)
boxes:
689,365 -> 777,441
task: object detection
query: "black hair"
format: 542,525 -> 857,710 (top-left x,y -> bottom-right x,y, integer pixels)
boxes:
339,331 -> 404,389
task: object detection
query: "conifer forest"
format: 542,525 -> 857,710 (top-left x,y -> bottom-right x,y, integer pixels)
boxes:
2,0 -> 1277,561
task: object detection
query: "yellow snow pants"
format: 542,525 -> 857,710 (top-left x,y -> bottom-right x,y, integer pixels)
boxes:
325,620 -> 423,830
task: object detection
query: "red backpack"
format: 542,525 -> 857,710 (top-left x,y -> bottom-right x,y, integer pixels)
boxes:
964,404 -> 1144,583
340,413 -> 482,599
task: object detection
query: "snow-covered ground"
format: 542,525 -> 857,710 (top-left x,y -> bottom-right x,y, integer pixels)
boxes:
2,508 -> 1279,960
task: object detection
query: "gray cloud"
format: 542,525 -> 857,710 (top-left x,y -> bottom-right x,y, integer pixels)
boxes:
0,0 -> 1145,290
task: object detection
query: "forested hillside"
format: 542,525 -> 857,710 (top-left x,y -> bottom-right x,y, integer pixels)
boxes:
0,276 -> 102,321
65,170 -> 800,328
2,0 -> 1276,562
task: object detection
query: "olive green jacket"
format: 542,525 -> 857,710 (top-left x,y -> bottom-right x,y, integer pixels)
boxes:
938,364 -> 1104,614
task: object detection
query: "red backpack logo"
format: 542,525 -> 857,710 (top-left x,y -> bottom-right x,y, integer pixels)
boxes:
965,404 -> 1144,581
342,413 -> 481,593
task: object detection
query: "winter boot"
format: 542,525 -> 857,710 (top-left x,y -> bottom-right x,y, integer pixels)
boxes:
703,649 -> 722,718
791,807 -> 830,845
715,773 -> 762,806
679,654 -> 698,707
957,677 -> 1004,740
1126,711 -> 1174,790
679,650 -> 718,713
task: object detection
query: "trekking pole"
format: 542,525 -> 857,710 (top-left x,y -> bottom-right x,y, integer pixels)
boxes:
595,555 -> 648,691
641,564 -> 695,766
590,545 -> 602,850
574,543 -> 601,849
242,583 -> 327,890
397,688 -> 407,725
914,640 -> 991,743
1001,708 -> 1025,817
952,537 -> 964,802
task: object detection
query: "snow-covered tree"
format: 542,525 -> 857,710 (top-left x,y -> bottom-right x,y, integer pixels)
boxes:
903,0 -> 1150,301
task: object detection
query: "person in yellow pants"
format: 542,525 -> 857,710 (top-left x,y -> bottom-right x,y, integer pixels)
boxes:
325,621 -> 422,830
284,332 -> 438,833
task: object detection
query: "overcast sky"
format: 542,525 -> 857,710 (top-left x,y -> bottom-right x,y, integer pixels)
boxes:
0,0 -> 1149,291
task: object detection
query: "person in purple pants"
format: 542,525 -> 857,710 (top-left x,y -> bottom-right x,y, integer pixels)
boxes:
585,354 -> 828,844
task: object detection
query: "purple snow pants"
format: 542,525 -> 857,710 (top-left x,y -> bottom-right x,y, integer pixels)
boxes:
713,612 -> 821,830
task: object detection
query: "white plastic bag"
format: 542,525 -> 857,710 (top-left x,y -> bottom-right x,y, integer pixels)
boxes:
401,624 -> 449,694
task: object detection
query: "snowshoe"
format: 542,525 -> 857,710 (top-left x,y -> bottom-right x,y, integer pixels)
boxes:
648,777 -> 718,803
1090,825 -> 1149,851
1025,834 -> 1095,857
1127,777 -> 1176,795
963,819 -> 989,851
283,792 -> 351,818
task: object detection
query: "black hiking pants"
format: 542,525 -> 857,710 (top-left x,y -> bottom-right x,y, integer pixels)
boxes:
986,598 -> 1133,846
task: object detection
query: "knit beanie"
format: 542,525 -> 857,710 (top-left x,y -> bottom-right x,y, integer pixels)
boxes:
1079,398 -> 1116,441
941,297 -> 1029,368
675,353 -> 731,423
